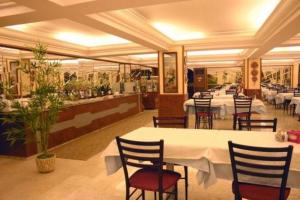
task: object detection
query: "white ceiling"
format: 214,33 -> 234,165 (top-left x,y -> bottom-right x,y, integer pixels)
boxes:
0,0 -> 299,68
137,0 -> 280,39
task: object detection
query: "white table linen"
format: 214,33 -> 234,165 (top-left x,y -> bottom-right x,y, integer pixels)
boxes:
102,127 -> 300,188
183,98 -> 266,118
290,97 -> 300,114
275,93 -> 294,104
263,89 -> 278,102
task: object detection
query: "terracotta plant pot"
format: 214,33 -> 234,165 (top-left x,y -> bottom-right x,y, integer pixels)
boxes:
35,154 -> 56,173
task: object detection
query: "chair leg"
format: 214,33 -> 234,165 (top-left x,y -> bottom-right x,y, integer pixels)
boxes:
159,190 -> 163,200
184,166 -> 188,200
125,187 -> 130,200
233,116 -> 237,130
174,183 -> 178,200
154,191 -> 157,200
142,190 -> 145,200
210,115 -> 213,129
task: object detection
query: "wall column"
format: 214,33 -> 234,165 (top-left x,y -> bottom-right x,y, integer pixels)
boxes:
292,62 -> 299,88
158,46 -> 187,117
244,58 -> 262,99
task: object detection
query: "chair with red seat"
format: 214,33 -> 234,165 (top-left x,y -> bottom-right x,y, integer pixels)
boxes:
228,141 -> 293,200
194,98 -> 213,129
116,137 -> 180,200
153,116 -> 189,200
233,97 -> 252,130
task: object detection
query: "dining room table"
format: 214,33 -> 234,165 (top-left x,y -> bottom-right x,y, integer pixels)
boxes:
102,127 -> 300,188
275,92 -> 294,105
183,98 -> 266,119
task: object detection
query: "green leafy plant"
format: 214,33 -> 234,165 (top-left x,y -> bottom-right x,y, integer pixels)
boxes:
3,43 -> 64,158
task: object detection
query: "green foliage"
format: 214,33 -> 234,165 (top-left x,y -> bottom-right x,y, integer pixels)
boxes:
2,43 -> 64,157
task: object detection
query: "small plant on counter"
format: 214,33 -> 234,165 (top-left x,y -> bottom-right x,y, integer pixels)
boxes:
2,43 -> 64,173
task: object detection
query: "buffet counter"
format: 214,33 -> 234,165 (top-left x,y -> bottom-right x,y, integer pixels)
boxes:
0,93 -> 143,157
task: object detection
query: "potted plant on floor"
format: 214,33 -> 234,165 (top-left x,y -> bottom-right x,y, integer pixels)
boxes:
3,43 -> 63,173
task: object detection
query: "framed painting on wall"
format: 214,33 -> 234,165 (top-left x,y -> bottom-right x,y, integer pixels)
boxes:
163,52 -> 178,93
9,60 -> 19,95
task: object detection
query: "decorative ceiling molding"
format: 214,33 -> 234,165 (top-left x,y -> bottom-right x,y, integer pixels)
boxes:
250,0 -> 300,58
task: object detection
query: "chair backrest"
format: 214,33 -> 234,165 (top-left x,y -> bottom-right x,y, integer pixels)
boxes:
194,98 -> 212,114
116,137 -> 164,189
228,141 -> 293,200
238,118 -> 277,132
201,93 -> 213,99
153,116 -> 188,128
294,89 -> 300,97
234,97 -> 252,114
226,90 -> 237,95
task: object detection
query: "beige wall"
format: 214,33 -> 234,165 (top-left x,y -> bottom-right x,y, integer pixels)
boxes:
292,62 -> 299,88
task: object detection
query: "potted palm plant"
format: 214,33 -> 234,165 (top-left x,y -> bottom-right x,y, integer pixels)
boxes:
3,43 -> 63,173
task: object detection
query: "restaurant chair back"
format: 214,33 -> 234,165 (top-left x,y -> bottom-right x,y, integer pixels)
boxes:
194,98 -> 213,129
228,141 -> 293,200
116,137 -> 180,200
226,90 -> 237,95
153,116 -> 188,128
232,98 -> 252,130
294,89 -> 300,97
238,118 -> 277,132
152,116 -> 189,200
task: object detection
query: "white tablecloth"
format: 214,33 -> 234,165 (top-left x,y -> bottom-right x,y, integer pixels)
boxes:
275,93 -> 294,104
262,89 -> 277,102
290,97 -> 300,114
102,127 -> 300,188
183,98 -> 266,118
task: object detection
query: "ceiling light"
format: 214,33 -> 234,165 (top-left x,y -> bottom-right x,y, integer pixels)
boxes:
61,59 -> 79,64
152,22 -> 205,41
187,49 -> 244,56
54,32 -> 130,47
188,61 -> 238,65
262,59 -> 296,64
6,24 -> 27,31
131,54 -> 158,59
270,46 -> 300,52
247,0 -> 280,29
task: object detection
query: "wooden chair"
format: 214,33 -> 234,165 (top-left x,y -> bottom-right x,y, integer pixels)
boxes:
153,116 -> 187,128
238,118 -> 277,132
233,97 -> 252,130
116,137 -> 181,200
194,98 -> 213,129
228,141 -> 293,200
226,90 -> 237,95
152,116 -> 189,200
289,89 -> 300,116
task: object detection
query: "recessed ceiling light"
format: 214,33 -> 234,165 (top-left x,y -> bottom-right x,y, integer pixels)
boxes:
188,61 -> 238,65
247,0 -> 280,29
54,32 -> 130,47
152,22 -> 205,41
131,54 -> 158,59
6,24 -> 27,31
262,59 -> 296,63
270,46 -> 300,52
187,49 -> 244,56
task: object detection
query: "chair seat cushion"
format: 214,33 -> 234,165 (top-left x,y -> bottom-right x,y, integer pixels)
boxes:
232,182 -> 291,200
196,112 -> 212,117
129,168 -> 181,191
232,112 -> 251,117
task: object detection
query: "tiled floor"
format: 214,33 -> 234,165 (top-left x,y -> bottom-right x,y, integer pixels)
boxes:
1,103 -> 300,200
